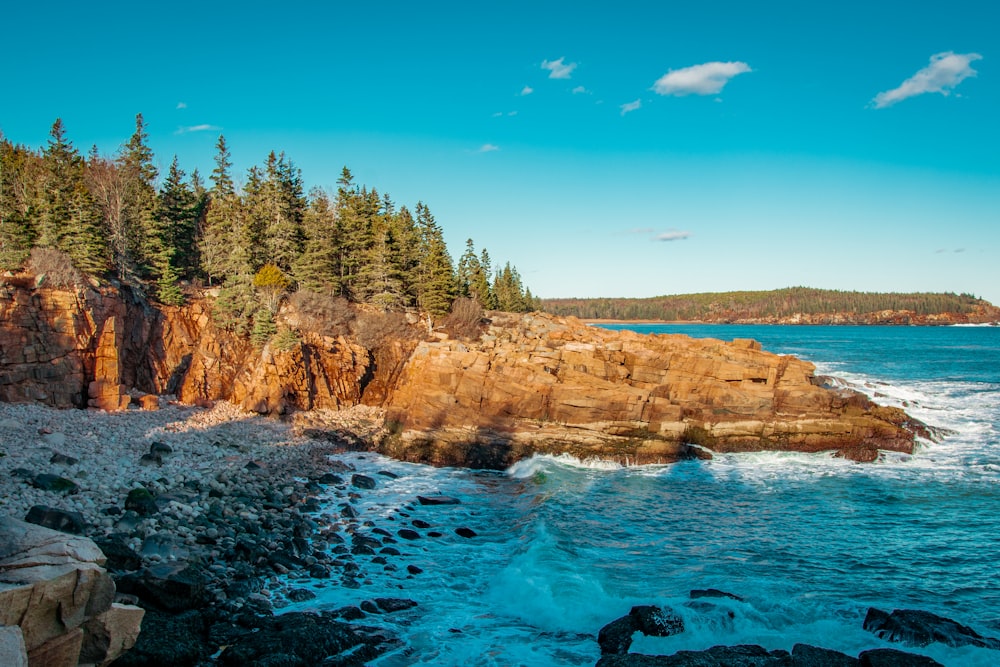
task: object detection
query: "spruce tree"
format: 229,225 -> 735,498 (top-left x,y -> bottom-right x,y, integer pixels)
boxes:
117,113 -> 158,280
201,135 -> 238,285
153,156 -> 197,304
292,187 -> 340,293
0,137 -> 40,270
414,202 -> 455,320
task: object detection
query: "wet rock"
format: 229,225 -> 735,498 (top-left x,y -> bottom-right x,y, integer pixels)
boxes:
417,495 -> 461,505
407,564 -> 423,575
341,504 -> 359,519
351,474 -> 376,490
139,453 -> 163,466
124,487 -> 158,516
857,648 -> 944,666
216,611 -> 398,666
630,605 -> 684,637
23,505 -> 87,534
49,452 -> 79,465
116,563 -> 208,612
361,600 -> 380,614
397,529 -> 420,540
287,588 -> 317,603
792,643 -> 859,666
455,527 -> 477,538
411,519 -> 431,529
598,616 -> 638,655
377,470 -> 399,479
93,535 -> 142,572
335,606 -> 366,621
690,588 -> 744,602
863,607 -> 1000,649
149,441 -> 173,456
319,473 -> 344,485
30,473 -> 79,494
111,608 -> 207,667
375,598 -> 418,613
596,644 -> 792,666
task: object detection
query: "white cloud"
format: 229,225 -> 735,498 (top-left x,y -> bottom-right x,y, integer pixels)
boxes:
508,111 -> 518,116
174,124 -> 221,134
478,143 -> 500,153
872,51 -> 982,108
654,230 -> 691,242
653,61 -> 751,96
620,99 -> 641,116
542,57 -> 577,79
176,102 -> 187,109
572,85 -> 590,94
520,85 -> 534,96
492,111 -> 503,117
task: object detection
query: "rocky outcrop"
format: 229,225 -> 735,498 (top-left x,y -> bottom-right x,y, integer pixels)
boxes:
0,516 -> 143,666
0,284 -> 376,414
382,312 -> 923,467
1,285 -> 926,467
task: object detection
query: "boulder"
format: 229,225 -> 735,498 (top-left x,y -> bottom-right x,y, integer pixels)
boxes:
0,625 -> 28,667
792,643 -> 859,666
24,505 -> 87,535
351,474 -> 376,490
30,473 -> 79,494
857,648 -> 944,666
417,495 -> 461,505
116,563 -> 208,612
595,644 -> 792,666
598,605 -> 685,655
863,607 -> 1000,650
79,602 -> 145,666
0,516 -> 130,666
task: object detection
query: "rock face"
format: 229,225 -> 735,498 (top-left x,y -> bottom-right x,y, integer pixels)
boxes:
1,285 -> 925,467
0,284 -> 374,414
0,516 -> 143,666
382,312 -> 922,467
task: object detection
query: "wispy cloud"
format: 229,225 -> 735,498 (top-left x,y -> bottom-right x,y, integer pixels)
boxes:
520,85 -> 534,96
542,57 -> 577,79
654,230 -> 691,242
620,99 -> 641,116
872,52 -> 982,108
572,85 -> 590,95
176,102 -> 187,109
478,143 -> 500,153
174,124 -> 221,134
653,61 -> 751,96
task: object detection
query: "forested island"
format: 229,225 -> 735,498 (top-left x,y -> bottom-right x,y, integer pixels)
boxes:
0,115 -> 539,339
543,287 -> 1000,325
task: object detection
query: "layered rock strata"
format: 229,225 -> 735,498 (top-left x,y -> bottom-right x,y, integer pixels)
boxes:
382,312 -> 922,467
1,284 -> 924,468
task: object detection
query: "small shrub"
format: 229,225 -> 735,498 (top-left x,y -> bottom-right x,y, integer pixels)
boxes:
441,297 -> 486,340
251,308 -> 278,348
26,247 -> 84,288
351,310 -> 415,350
288,291 -> 356,333
272,327 -> 302,352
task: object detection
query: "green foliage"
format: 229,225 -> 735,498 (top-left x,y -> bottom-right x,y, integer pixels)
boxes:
272,327 -> 301,351
212,274 -> 257,334
542,287 -> 992,321
251,307 -> 278,348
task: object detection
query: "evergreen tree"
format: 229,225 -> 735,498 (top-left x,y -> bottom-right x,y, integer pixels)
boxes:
476,247 -> 497,309
413,202 -> 455,320
117,113 -> 158,279
493,262 -> 528,312
292,187 -> 340,293
0,137 -> 40,270
39,120 -> 106,273
201,135 -> 238,285
153,156 -> 197,304
259,151 -> 305,274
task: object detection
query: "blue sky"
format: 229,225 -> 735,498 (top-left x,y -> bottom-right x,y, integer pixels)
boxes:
4,1 -> 998,302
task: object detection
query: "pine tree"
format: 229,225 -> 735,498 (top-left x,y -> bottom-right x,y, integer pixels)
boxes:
201,135 -> 238,285
152,156 -> 197,304
413,202 -> 455,321
292,187 -> 340,293
258,151 -> 305,274
117,113 -> 158,279
39,120 -> 106,274
476,247 -> 497,309
0,137 -> 41,270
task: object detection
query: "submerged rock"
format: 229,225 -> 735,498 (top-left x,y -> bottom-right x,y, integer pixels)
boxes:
595,644 -> 791,666
863,607 -> 1000,650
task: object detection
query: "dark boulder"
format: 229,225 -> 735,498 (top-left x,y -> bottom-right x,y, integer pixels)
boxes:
858,648 -> 944,666
216,611 -> 398,667
287,588 -> 317,603
116,562 -> 208,612
596,644 -> 792,666
94,534 -> 142,572
31,473 -> 79,494
417,494 -> 461,505
149,441 -> 173,456
125,487 -> 159,516
863,607 -> 1000,649
375,597 -> 418,613
351,474 -> 377,489
792,643 -> 859,666
49,452 -> 79,465
319,472 -> 344,485
631,605 -> 684,637
377,470 -> 399,479
397,529 -> 421,540
111,608 -> 208,667
690,588 -> 744,602
455,527 -> 477,538
24,505 -> 87,534
598,615 -> 638,655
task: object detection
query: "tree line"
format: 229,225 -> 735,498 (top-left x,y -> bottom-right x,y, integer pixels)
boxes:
0,115 -> 539,331
543,287 -> 992,321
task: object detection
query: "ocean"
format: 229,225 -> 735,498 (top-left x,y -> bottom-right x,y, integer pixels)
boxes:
284,324 -> 1000,666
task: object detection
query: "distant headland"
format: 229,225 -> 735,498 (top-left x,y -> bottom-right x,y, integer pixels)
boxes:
542,287 -> 1000,325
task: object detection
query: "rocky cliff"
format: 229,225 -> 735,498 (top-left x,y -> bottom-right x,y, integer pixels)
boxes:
0,283 -> 924,467
381,312 -> 922,467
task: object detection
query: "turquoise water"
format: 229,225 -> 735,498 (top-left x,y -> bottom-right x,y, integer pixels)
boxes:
286,325 -> 1000,666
